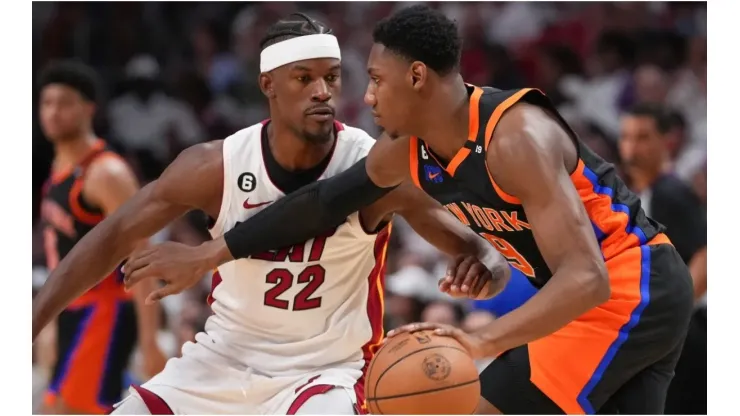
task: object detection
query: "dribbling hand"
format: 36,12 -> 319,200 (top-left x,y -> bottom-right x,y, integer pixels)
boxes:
438,254 -> 496,300
123,242 -> 213,304
386,322 -> 487,360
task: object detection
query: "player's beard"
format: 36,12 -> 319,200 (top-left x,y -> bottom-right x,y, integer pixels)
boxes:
47,126 -> 86,144
301,126 -> 334,144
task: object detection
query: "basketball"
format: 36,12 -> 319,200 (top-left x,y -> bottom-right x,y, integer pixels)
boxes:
365,330 -> 481,414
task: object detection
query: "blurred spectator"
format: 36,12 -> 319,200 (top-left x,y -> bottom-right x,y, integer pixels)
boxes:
618,104 -> 706,414
190,20 -> 241,95
632,64 -> 669,105
618,103 -> 707,296
108,55 -> 205,180
421,301 -> 465,326
560,31 -> 636,139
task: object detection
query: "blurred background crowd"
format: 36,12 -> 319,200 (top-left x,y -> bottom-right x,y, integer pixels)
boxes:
31,2 -> 707,414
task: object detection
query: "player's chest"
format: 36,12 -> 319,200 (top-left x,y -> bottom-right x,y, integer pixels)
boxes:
429,186 -> 543,275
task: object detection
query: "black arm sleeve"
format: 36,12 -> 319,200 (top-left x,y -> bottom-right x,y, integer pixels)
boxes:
223,157 -> 397,259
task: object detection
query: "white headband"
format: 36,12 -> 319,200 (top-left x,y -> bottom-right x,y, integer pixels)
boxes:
260,34 -> 341,73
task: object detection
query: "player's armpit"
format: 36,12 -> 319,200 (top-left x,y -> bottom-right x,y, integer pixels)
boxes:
475,103 -> 609,356
31,142 -> 224,342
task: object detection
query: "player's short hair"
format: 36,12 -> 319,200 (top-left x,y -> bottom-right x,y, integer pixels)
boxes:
259,12 -> 333,50
664,109 -> 686,132
626,103 -> 672,134
372,4 -> 462,76
37,60 -> 100,103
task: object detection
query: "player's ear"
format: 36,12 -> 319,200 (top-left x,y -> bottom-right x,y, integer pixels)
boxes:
258,73 -> 276,99
409,62 -> 427,91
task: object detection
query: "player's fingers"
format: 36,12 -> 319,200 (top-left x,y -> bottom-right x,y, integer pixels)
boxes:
123,250 -> 156,279
471,269 -> 491,298
438,277 -> 452,293
124,264 -> 157,290
387,322 -> 437,337
432,328 -> 454,337
145,284 -> 182,305
460,262 -> 485,294
450,256 -> 475,292
445,255 -> 467,283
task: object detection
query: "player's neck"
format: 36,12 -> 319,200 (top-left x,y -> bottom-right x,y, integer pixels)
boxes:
266,122 -> 334,171
414,77 -> 470,162
53,133 -> 99,171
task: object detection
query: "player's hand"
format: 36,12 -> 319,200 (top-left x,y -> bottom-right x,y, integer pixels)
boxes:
123,242 -> 213,304
387,322 -> 487,360
140,344 -> 168,378
438,254 -> 495,300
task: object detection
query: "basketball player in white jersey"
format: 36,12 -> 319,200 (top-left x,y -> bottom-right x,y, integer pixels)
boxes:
32,13 -> 511,415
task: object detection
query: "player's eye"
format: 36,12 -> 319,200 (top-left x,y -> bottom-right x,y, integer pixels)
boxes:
326,74 -> 339,83
297,76 -> 310,83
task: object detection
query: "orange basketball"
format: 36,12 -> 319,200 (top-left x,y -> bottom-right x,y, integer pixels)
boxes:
364,330 -> 480,414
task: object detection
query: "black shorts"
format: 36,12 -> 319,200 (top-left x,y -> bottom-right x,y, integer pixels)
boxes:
479,242 -> 694,414
46,300 -> 137,413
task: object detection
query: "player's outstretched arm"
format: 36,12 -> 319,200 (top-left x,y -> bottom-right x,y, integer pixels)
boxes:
84,154 -> 167,376
471,103 -> 610,356
180,133 -> 408,269
31,142 -> 224,341
361,181 -> 511,300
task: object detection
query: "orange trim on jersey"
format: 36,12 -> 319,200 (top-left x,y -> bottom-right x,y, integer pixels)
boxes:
481,88 -> 542,204
69,178 -> 104,225
483,88 -> 541,150
68,151 -> 130,226
528,243 -> 646,414
446,86 -> 484,176
409,137 -> 421,188
51,301 -> 118,414
570,160 -> 642,260
485,168 -> 521,204
50,139 -> 106,185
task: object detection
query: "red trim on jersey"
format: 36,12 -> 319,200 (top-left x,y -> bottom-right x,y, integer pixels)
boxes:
355,224 -> 391,413
131,385 -> 174,415
207,270 -> 223,306
286,384 -> 335,414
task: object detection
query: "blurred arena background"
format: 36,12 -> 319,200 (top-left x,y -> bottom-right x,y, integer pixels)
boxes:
31,2 -> 707,414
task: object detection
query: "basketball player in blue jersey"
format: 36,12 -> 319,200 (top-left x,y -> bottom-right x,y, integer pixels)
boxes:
119,5 -> 695,415
36,61 -> 166,414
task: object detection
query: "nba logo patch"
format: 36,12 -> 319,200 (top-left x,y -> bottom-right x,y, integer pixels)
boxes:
424,165 -> 443,183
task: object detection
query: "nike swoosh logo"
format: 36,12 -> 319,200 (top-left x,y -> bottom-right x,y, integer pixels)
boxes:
428,172 -> 440,179
243,199 -> 273,209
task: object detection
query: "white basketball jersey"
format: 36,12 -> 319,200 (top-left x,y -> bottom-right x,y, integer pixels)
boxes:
205,121 -> 389,378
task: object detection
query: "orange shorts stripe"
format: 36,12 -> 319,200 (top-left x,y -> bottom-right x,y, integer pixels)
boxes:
47,301 -> 119,413
528,243 -> 652,414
